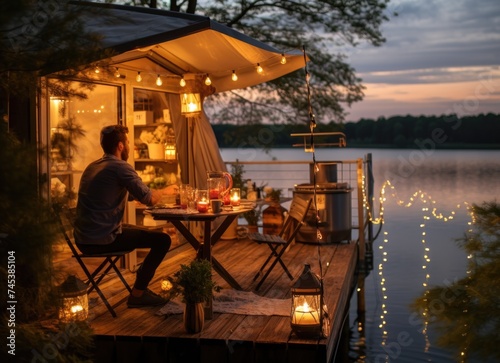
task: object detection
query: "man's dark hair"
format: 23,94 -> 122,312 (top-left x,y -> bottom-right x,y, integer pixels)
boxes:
100,125 -> 128,154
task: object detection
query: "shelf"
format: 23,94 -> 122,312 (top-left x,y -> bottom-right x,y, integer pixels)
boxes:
135,159 -> 177,163
52,170 -> 83,176
134,122 -> 172,128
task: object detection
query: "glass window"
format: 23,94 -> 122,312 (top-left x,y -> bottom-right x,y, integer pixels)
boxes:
49,82 -> 120,206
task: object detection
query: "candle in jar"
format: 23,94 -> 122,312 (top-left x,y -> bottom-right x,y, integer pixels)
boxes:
230,188 -> 241,206
292,302 -> 320,325
197,200 -> 209,213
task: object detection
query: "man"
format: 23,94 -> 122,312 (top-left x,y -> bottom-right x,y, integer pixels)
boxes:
74,124 -> 178,308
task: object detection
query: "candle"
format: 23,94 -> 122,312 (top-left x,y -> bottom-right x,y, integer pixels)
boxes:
230,188 -> 241,206
71,305 -> 84,314
292,302 -> 320,325
197,200 -> 209,213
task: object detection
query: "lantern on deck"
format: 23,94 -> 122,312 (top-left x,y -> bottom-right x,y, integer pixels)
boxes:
290,264 -> 323,338
58,275 -> 88,323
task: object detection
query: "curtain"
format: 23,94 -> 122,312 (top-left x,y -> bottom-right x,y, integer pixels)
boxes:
166,94 -> 226,188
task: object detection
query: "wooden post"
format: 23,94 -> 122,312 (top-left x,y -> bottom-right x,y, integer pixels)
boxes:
356,158 -> 365,267
365,153 -> 374,271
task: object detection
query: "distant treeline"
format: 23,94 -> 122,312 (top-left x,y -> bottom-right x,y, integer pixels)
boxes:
212,113 -> 500,149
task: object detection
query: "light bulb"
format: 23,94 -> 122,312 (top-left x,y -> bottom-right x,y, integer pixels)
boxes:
114,68 -> 120,78
232,70 -> 238,81
256,63 -> 263,74
94,66 -> 100,74
280,54 -> 287,65
156,75 -> 162,86
136,72 -> 142,82
204,75 -> 211,86
179,77 -> 186,87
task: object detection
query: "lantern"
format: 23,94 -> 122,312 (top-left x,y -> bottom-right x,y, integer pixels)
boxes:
58,275 -> 88,323
290,264 -> 323,338
180,93 -> 201,115
164,127 -> 176,160
161,276 -> 173,293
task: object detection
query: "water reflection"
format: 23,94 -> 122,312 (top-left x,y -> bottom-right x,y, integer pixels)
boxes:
346,151 -> 499,363
411,202 -> 500,363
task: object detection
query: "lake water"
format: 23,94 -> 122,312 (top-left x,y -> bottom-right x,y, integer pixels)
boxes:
220,148 -> 500,363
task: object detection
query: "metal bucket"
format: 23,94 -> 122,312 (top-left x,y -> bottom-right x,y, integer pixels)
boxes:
309,162 -> 338,184
294,184 -> 351,244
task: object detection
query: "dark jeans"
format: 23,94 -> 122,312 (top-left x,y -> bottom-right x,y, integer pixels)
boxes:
76,224 -> 171,291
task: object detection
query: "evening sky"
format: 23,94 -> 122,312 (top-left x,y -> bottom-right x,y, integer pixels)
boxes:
344,0 -> 500,121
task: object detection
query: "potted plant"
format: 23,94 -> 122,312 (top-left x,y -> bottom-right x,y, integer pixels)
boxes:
243,208 -> 260,233
266,188 -> 282,204
139,124 -> 170,159
171,259 -> 220,333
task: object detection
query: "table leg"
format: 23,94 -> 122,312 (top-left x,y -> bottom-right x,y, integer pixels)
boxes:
210,215 -> 243,290
202,220 -> 214,319
212,257 -> 242,290
169,220 -> 200,251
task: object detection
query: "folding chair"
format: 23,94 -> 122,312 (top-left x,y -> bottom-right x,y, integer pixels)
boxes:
53,205 -> 133,318
248,196 -> 312,291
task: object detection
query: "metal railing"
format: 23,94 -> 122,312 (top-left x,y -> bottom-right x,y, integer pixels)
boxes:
224,156 -> 373,245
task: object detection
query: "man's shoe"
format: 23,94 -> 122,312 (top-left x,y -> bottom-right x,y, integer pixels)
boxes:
127,289 -> 168,308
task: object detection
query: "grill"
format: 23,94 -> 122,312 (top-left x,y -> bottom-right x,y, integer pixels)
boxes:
293,162 -> 352,244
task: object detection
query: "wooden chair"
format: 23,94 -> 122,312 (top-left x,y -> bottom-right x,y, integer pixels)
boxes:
53,205 -> 133,318
248,196 -> 313,291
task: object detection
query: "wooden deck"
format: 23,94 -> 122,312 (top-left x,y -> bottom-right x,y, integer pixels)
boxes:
54,233 -> 359,363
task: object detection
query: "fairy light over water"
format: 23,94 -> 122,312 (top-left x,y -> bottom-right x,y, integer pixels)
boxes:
359,178 -> 476,362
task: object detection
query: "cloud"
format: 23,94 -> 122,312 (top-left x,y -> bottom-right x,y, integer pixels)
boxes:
341,0 -> 500,120
360,66 -> 500,85
349,0 -> 500,74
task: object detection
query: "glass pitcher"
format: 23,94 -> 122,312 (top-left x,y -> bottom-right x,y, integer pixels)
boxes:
206,171 -> 233,201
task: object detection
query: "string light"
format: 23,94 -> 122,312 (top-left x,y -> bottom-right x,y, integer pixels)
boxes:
156,74 -> 162,86
204,75 -> 211,86
361,179 -> 473,359
92,50 -> 291,86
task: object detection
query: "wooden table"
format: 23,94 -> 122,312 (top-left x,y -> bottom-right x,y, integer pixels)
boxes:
145,206 -> 252,291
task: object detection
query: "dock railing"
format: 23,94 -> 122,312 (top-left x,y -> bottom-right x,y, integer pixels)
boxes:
224,153 -> 374,270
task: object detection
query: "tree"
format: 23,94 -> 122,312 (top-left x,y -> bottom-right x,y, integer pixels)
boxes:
127,0 -> 392,125
0,1 -> 107,360
0,0 -> 115,136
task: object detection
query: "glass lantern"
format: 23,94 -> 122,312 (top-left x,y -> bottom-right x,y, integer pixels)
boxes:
290,264 -> 323,338
180,93 -> 201,115
164,127 -> 176,160
58,275 -> 89,323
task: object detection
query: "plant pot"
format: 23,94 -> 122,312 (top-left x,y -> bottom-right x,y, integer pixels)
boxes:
221,218 -> 238,240
183,302 -> 205,333
147,143 -> 164,159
